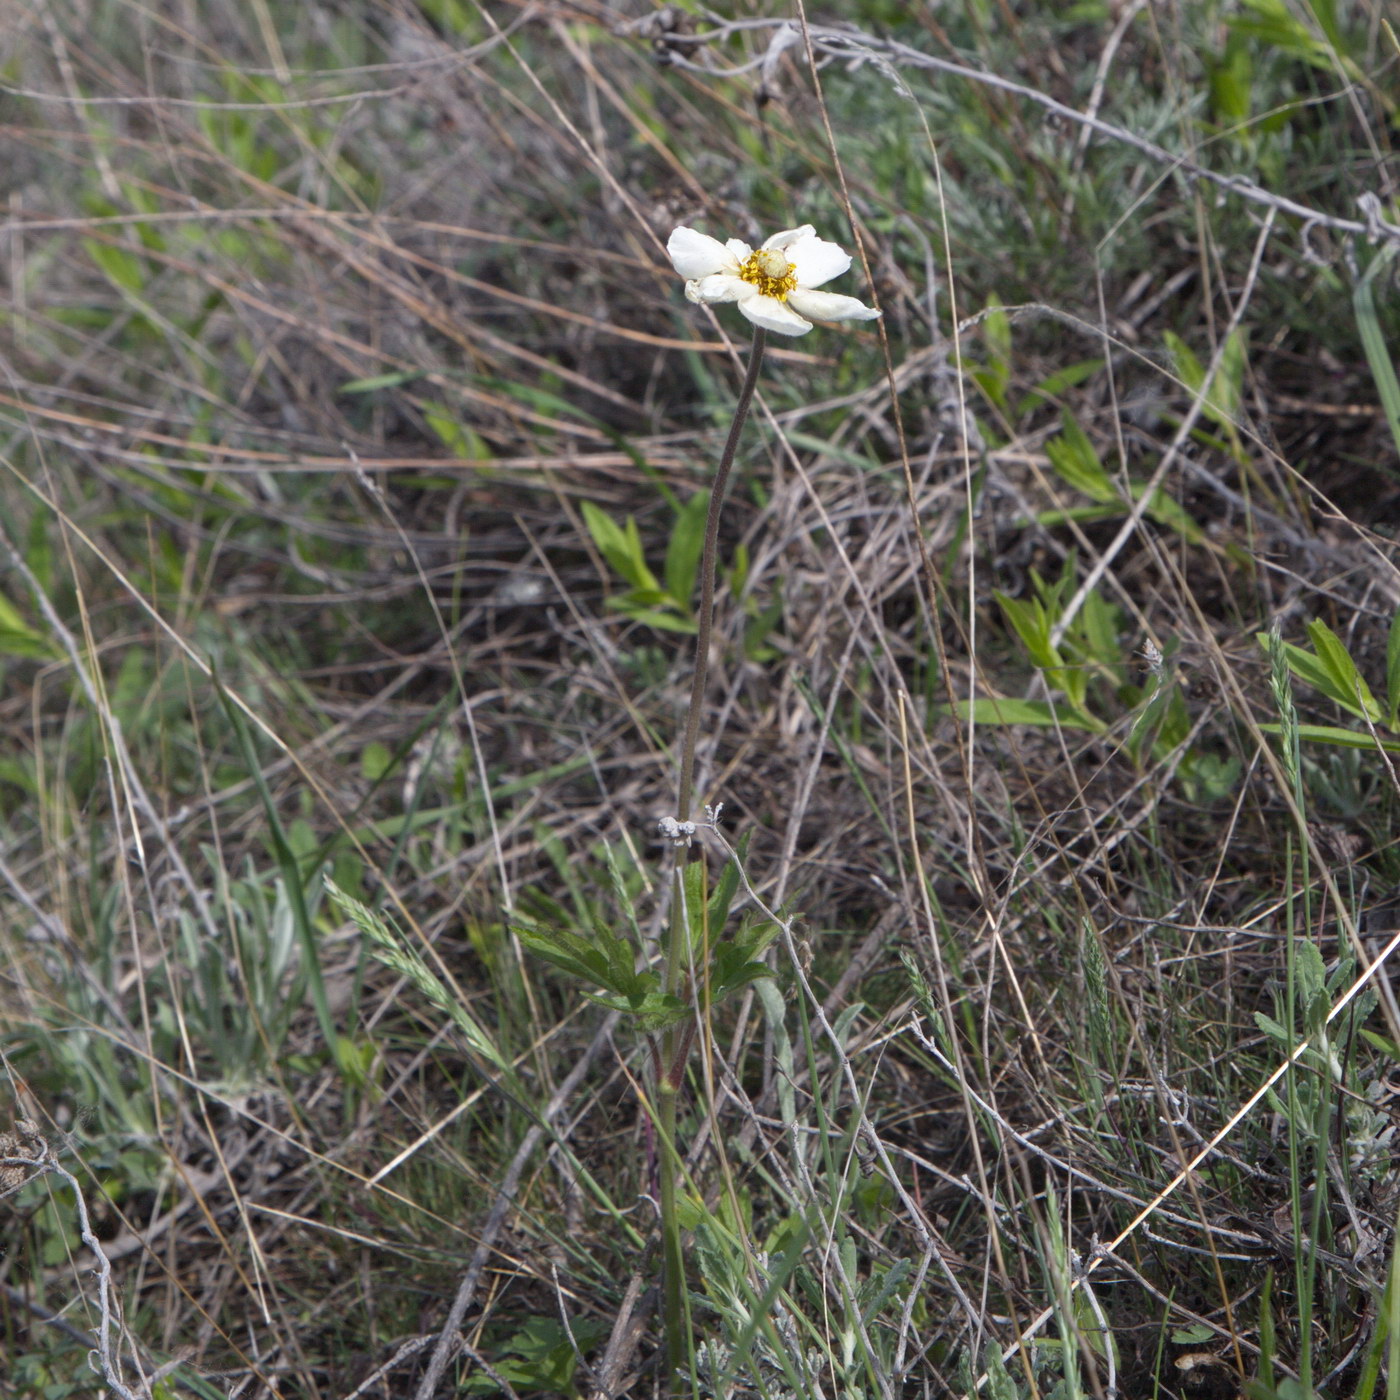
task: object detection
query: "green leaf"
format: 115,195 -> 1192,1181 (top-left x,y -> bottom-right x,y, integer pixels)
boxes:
1166,328 -> 1248,435
1255,721 -> 1400,753
1045,412 -> 1117,503
1209,328 -> 1247,429
950,697 -> 1105,732
1354,250 -> 1400,466
1172,1325 -> 1217,1346
1359,1028 -> 1400,1060
1078,586 -> 1122,667
581,501 -> 660,593
84,239 -> 148,294
605,604 -> 697,634
1165,330 -> 1205,395
663,490 -> 708,610
513,916 -> 641,999
1387,603 -> 1400,729
1255,628 -> 1383,724
1304,618 -> 1382,721
1296,938 -> 1326,1007
1208,36 -> 1254,126
591,988 -> 690,1032
516,908 -> 683,1029
708,847 -> 743,932
996,591 -> 1059,672
983,293 -> 1011,370
1014,357 -> 1103,417
1232,0 -> 1349,71
217,679 -> 337,1057
709,941 -> 774,1001
423,406 -> 491,460
976,294 -> 1011,411
360,740 -> 393,782
339,370 -> 427,393
970,367 -> 1007,413
999,580 -> 1088,710
0,592 -> 57,659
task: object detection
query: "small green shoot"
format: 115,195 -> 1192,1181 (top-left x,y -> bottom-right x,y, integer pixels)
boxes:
1257,613 -> 1400,751
582,495 -> 708,633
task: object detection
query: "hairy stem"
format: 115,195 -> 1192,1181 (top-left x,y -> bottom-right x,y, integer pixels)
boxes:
659,324 -> 766,1392
676,325 -> 767,824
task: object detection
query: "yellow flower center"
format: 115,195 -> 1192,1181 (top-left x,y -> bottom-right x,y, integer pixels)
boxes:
739,247 -> 798,301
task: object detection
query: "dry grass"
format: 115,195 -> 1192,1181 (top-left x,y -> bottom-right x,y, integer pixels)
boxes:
1,1 -> 1399,1397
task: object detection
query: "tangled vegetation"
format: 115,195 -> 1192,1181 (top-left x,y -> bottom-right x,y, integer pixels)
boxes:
1,2 -> 1398,1397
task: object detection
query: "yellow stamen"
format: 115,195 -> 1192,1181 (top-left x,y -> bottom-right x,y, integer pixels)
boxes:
739,247 -> 798,301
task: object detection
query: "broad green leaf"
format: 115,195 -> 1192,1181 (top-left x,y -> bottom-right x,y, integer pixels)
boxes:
1304,618 -> 1382,721
1255,722 -> 1400,753
1128,680 -> 1184,764
1354,251 -> 1400,463
1166,328 -> 1248,434
590,989 -> 689,1032
1256,631 -> 1382,724
976,294 -> 1011,411
1078,587 -> 1122,668
1359,1028 -> 1400,1060
339,370 -> 426,393
1296,938 -> 1326,1006
1045,412 -> 1117,503
998,585 -> 1088,710
1208,37 -> 1253,126
1014,358 -> 1103,418
996,592 -> 1058,671
663,490 -> 708,609
1232,0 -> 1328,65
85,239 -> 148,294
581,501 -> 660,593
606,604 -> 696,634
983,293 -> 1011,371
709,940 -> 774,1001
707,835 -> 749,932
1165,330 -> 1205,394
950,697 -> 1105,732
1208,328 -> 1248,429
1387,603 -> 1400,729
970,367 -> 1007,413
513,916 -> 642,999
681,857 -> 709,962
424,406 -> 470,457
0,593 -> 57,659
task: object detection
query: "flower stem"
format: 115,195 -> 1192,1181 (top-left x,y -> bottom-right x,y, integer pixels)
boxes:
659,324 -> 765,1393
676,325 -> 767,826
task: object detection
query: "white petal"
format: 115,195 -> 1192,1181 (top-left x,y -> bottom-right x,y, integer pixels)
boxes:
736,290 -> 813,335
787,288 -> 881,323
725,238 -> 753,262
761,225 -> 815,251
668,227 -> 738,280
685,273 -> 748,305
786,234 -> 853,289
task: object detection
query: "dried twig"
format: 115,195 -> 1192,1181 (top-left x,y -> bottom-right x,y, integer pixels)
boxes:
636,16 -> 1400,250
3,1122 -> 149,1398
410,1015 -> 619,1400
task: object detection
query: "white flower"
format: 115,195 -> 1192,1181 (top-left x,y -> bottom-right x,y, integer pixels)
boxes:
666,224 -> 880,336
